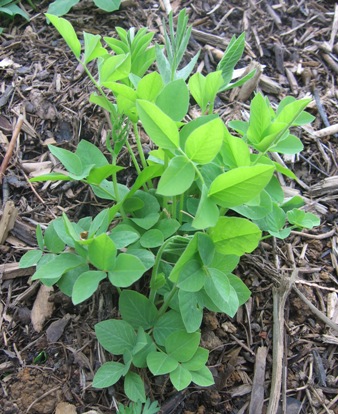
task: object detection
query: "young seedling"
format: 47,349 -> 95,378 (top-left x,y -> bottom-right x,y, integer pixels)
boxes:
20,9 -> 319,406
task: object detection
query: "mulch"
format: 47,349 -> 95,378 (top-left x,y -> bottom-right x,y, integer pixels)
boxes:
1,0 -> 338,413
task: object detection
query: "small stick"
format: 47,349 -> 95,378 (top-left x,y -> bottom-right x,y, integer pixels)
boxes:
22,170 -> 45,204
160,0 -> 172,14
0,114 -> 24,184
293,285 -> 338,334
267,269 -> 298,414
290,228 -> 336,240
313,123 -> 338,139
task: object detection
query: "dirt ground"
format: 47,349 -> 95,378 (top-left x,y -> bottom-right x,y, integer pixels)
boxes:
1,0 -> 338,413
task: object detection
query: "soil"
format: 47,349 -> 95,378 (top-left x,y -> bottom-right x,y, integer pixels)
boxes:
1,1 -> 338,413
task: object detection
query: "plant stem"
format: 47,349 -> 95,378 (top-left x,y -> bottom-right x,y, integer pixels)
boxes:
125,140 -> 142,175
171,196 -> 177,220
112,171 -> 126,218
178,194 -> 184,224
149,236 -> 178,303
158,284 -> 177,317
80,60 -> 118,121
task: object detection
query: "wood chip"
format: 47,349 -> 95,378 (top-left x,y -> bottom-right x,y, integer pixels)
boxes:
0,201 -> 18,245
249,346 -> 268,414
31,285 -> 54,333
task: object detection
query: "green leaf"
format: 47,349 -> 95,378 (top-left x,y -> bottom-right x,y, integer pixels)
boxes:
19,250 -> 43,268
140,229 -> 164,248
153,218 -> 180,239
90,92 -> 117,114
180,115 -> 218,148
132,327 -> 148,354
182,347 -> 209,371
86,165 -> 124,185
190,366 -> 214,387
119,290 -> 158,330
221,69 -> 256,92
276,98 -> 312,126
32,253 -> 85,281
192,185 -> 219,230
185,118 -> 224,164
75,140 -> 109,167
217,33 -> 246,87
1,2 -> 29,19
83,32 -> 106,64
210,217 -> 261,255
170,364 -> 192,391
132,333 -> 156,368
208,165 -> 275,208
136,100 -> 179,150
98,54 -> 131,83
45,14 -> 81,58
95,319 -> 136,354
133,190 -> 160,217
30,172 -> 72,182
124,372 -> 146,403
166,331 -> 201,363
110,225 -> 140,248
44,221 -> 65,253
147,352 -> 178,375
178,290 -> 203,333
48,144 -> 84,177
93,0 -> 121,12
247,93 -> 272,145
72,270 -> 106,305
169,234 -> 198,283
204,269 -> 231,311
265,176 -> 284,203
57,264 -> 89,296
88,233 -> 117,271
255,203 -> 287,234
92,361 -> 125,388
128,165 -> 164,198
46,0 -> 78,16
270,134 -> 304,154
197,233 -> 215,266
287,209 -> 320,229
227,273 -> 251,306
205,71 -> 224,108
231,190 -> 273,221
176,52 -> 200,81
137,72 -> 164,101
281,196 -> 305,212
221,129 -> 251,168
156,79 -> 189,121
188,72 -> 207,111
211,252 -> 240,274
131,212 -> 160,230
177,260 -> 206,292
36,225 -> 44,250
108,253 -> 146,287
157,156 -> 195,196
126,248 -> 155,271
153,311 -> 185,347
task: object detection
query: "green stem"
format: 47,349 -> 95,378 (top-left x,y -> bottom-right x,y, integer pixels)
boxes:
177,148 -> 205,185
112,170 -> 126,218
178,194 -> 184,224
80,60 -> 118,121
149,236 -> 178,303
158,284 -> 178,317
171,196 -> 177,220
125,140 -> 142,175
